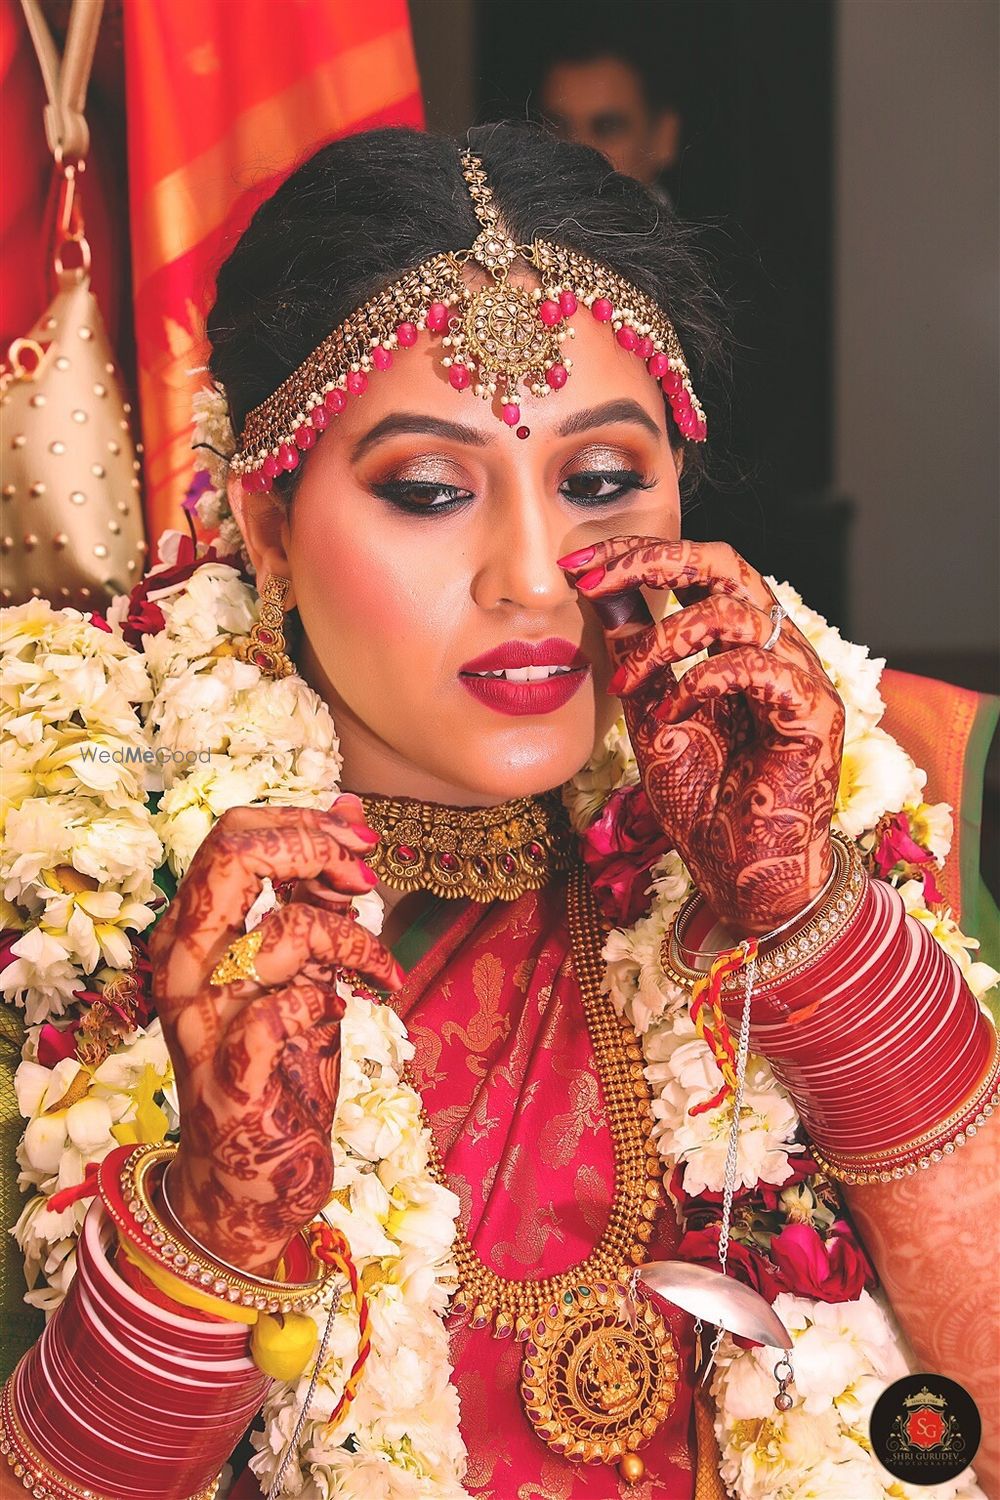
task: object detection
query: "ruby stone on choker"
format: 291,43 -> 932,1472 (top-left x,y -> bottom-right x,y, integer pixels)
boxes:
230,149 -> 706,491
360,789 -> 574,901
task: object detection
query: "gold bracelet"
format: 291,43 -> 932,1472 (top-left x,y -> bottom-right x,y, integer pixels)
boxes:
110,1144 -> 334,1314
810,1026 -> 1000,1184
661,833 -> 865,995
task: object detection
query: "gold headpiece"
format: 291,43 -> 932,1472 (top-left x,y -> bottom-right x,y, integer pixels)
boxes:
233,150 -> 706,490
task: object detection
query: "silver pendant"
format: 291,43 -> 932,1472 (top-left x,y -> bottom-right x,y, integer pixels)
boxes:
637,1259 -> 792,1349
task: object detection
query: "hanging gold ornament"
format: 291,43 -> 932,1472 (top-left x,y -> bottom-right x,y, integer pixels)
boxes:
519,1282 -> 678,1481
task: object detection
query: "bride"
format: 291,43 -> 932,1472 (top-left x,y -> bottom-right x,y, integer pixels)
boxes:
2,122 -> 996,1500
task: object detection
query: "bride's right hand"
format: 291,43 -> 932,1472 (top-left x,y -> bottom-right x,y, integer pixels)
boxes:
148,795 -> 402,1275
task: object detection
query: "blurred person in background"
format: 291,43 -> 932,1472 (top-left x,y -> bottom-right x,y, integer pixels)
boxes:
537,34 -> 681,202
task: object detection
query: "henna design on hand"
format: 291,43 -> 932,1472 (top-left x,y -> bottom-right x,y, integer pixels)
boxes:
564,539 -> 844,932
148,802 -> 403,1273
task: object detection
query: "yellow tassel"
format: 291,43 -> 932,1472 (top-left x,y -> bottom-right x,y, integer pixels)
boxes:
250,1311 -> 318,1381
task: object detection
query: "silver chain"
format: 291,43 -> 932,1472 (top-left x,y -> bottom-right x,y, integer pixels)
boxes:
266,1285 -> 342,1500
705,944 -> 756,1370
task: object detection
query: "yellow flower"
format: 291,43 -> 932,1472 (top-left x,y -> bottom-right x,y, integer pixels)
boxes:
111,1063 -> 170,1146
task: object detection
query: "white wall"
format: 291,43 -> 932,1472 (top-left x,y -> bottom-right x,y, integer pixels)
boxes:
834,0 -> 998,657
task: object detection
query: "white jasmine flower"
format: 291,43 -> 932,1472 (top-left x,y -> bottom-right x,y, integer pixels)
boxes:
835,727 -> 925,839
898,881 -> 999,997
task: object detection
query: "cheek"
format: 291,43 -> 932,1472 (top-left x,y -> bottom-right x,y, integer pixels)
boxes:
288,496 -> 462,676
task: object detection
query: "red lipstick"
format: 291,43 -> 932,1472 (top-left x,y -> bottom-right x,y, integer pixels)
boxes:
459,638 -> 590,717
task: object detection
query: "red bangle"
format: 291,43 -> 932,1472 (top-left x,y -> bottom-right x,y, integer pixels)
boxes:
6,1203 -> 266,1499
733,876 -> 997,1175
663,858 -> 998,1180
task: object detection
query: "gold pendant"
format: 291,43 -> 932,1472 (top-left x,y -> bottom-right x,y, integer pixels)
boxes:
519,1284 -> 678,1481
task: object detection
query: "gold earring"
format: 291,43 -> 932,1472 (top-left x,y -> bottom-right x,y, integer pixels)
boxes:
236,574 -> 295,678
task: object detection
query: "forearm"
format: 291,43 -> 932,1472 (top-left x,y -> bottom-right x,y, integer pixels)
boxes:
712,862 -> 999,1491
845,1131 -> 1000,1498
1,1201 -> 267,1500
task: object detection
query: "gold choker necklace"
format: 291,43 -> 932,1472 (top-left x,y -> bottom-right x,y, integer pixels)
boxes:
360,790 -> 574,901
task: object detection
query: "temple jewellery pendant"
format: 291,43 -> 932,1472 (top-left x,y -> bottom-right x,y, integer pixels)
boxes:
638,942 -> 797,1407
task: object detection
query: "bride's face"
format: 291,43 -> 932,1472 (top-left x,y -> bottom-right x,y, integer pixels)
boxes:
241,296 -> 682,805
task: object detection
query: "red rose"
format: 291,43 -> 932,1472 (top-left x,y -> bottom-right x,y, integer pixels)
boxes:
676,1223 -> 782,1303
770,1218 -> 876,1303
579,785 -> 672,923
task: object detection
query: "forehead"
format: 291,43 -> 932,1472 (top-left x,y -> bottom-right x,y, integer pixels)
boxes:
542,57 -> 647,116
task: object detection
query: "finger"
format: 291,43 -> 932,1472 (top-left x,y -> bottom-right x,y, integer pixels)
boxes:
276,1023 -> 342,1134
216,977 -> 344,1097
567,538 -> 772,611
165,807 -> 381,1000
147,804 -> 373,972
289,876 -> 358,910
608,596 -> 778,697
251,902 -> 404,993
654,644 -> 842,735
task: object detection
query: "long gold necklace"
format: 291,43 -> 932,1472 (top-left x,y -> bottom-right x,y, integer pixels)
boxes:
360,790 -> 573,901
409,864 -> 679,1482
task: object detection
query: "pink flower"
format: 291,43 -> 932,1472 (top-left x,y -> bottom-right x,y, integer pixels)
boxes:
88,612 -> 112,633
578,785 -> 672,923
874,812 -> 942,905
37,1022 -> 80,1067
769,1218 -> 876,1303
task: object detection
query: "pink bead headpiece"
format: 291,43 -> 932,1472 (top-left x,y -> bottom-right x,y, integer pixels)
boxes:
232,150 -> 707,491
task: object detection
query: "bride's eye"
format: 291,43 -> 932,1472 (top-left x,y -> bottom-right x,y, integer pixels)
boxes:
372,479 -> 474,514
560,469 -> 655,506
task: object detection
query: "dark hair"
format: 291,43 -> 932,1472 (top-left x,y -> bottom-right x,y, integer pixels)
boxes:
208,122 -> 726,498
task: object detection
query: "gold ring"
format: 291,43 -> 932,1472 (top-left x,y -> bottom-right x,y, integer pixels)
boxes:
209,927 -> 265,988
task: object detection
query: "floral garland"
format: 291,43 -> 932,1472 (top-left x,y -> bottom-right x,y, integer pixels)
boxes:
2,484 -> 996,1497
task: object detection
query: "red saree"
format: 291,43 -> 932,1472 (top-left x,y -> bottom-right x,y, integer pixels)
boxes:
388,875 -> 701,1499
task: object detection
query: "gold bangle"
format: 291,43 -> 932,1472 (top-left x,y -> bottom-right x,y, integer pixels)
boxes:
661,833 -> 864,995
810,1027 -> 1000,1184
111,1144 -> 334,1314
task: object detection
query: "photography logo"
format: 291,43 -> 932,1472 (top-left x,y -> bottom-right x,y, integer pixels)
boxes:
869,1374 -> 981,1485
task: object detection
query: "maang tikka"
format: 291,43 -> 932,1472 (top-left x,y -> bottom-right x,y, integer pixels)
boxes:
231,150 -> 707,492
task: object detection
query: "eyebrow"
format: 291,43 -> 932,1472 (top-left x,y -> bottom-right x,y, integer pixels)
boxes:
350,413 -> 491,462
556,398 -> 662,442
349,395 -> 663,463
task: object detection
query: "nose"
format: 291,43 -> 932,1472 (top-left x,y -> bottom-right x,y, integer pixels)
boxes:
470,484 -> 576,616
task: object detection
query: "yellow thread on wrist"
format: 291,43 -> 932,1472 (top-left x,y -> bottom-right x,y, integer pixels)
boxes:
118,1237 -> 259,1325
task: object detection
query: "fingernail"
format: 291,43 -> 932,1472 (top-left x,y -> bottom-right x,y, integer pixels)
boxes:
607,666 -> 627,695
557,544 -> 596,569
575,565 -> 606,591
361,864 -> 379,888
358,826 -> 380,846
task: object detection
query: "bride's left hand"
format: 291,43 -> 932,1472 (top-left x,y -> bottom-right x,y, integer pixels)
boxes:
561,537 -> 845,935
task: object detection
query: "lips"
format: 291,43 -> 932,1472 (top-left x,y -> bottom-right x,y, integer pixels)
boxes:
459,638 -> 590,718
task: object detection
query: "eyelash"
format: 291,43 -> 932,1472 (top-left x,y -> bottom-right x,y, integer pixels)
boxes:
372,469 -> 655,515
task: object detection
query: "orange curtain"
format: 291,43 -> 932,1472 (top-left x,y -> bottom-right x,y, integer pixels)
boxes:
123,0 -> 424,540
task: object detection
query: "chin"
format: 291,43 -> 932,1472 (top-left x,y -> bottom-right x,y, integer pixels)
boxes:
432,723 -> 599,804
